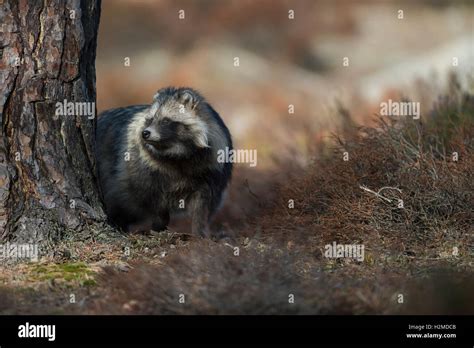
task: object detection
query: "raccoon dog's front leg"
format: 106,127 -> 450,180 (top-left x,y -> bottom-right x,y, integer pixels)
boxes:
151,210 -> 170,232
190,191 -> 211,238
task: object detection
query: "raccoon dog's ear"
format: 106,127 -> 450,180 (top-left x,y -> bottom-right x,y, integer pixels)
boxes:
177,89 -> 199,110
149,92 -> 161,115
149,102 -> 159,116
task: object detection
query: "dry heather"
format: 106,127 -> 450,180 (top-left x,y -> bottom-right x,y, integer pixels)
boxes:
1,88 -> 473,315
79,89 -> 474,315
258,92 -> 474,257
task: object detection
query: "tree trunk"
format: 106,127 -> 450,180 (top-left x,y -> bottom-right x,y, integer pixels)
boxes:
0,0 -> 106,251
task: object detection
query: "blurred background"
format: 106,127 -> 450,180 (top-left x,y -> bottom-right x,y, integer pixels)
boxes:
96,0 -> 473,232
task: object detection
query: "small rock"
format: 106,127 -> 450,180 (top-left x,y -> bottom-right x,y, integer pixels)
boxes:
116,262 -> 130,272
122,300 -> 139,311
61,249 -> 72,259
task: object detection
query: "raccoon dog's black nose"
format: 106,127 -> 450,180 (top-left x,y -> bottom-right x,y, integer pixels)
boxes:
142,130 -> 151,139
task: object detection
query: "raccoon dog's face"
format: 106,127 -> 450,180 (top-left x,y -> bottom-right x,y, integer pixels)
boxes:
141,88 -> 209,159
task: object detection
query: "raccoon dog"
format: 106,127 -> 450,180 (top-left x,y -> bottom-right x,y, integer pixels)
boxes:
96,87 -> 233,237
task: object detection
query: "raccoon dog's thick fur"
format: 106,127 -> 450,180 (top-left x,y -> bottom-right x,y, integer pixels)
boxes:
96,87 -> 232,237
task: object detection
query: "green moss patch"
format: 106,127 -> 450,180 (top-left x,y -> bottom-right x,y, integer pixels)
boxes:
29,262 -> 97,286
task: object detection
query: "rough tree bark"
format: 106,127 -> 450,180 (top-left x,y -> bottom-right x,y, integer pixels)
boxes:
0,0 -> 107,251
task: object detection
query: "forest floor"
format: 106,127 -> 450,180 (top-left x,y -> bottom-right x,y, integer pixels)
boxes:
1,82 -> 473,315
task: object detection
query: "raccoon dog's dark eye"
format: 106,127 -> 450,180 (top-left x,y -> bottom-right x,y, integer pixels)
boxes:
161,119 -> 171,126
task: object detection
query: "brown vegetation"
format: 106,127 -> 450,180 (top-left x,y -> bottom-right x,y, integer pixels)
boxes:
2,83 -> 471,315
81,86 -> 472,315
